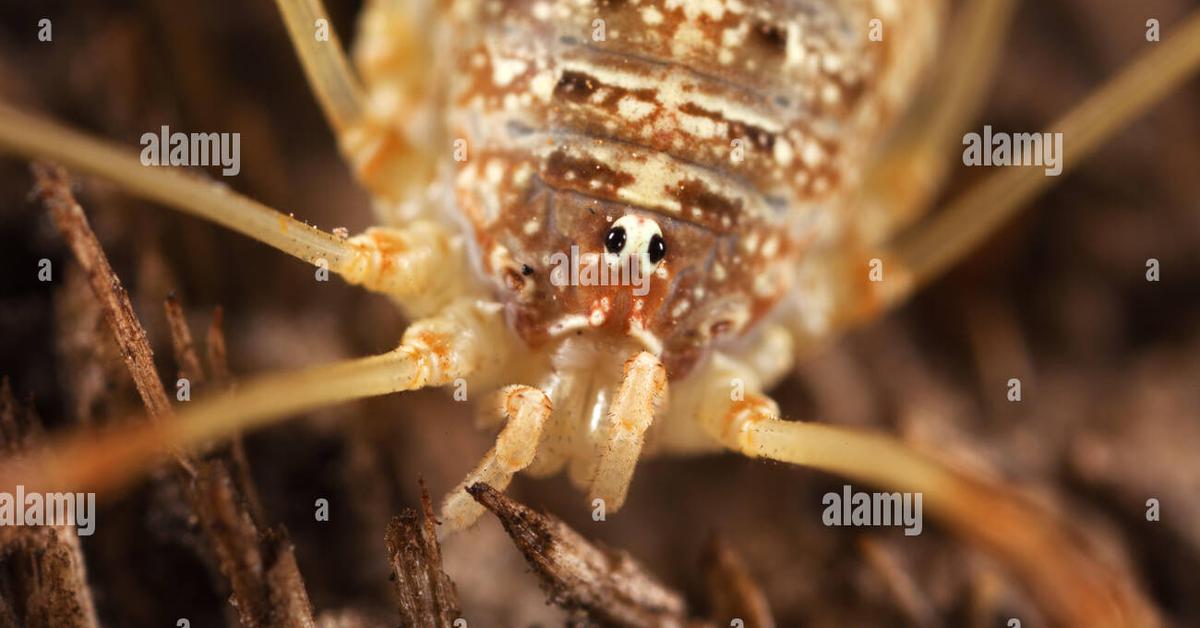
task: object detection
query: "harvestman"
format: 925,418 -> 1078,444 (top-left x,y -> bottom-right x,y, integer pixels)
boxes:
1,1 -> 1198,625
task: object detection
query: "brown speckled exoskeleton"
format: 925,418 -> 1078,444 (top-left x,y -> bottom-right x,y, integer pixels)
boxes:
2,1 -> 1199,625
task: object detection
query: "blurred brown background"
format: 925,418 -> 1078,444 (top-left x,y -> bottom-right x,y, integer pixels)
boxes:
0,0 -> 1197,626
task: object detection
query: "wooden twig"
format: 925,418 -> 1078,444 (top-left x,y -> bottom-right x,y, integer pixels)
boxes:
32,163 -> 318,627
857,537 -> 938,628
201,305 -> 265,521
0,381 -> 100,628
206,305 -> 233,386
701,535 -> 775,628
32,162 -> 171,421
164,294 -> 315,628
385,480 -> 462,628
30,161 -> 195,474
55,265 -> 130,427
164,293 -> 207,387
467,483 -> 695,628
189,461 -> 318,628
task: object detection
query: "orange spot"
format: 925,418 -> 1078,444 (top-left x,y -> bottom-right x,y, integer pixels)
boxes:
721,395 -> 772,438
414,330 -> 451,362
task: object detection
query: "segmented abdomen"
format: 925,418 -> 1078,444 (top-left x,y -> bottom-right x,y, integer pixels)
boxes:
446,0 -> 940,372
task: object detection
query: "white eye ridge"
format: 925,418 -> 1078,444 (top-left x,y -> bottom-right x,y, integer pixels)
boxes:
604,215 -> 666,271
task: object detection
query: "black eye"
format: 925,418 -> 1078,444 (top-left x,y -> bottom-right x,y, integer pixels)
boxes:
604,225 -> 626,254
647,233 -> 666,264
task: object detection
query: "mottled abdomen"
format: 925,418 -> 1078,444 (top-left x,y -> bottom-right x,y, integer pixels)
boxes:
447,0 -> 941,375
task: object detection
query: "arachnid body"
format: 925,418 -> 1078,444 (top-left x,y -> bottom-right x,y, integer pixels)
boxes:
2,0 -> 1200,625
343,0 -> 944,526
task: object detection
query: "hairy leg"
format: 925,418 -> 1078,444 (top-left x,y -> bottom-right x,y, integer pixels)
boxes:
441,385 -> 553,532
0,300 -> 509,498
588,352 -> 668,512
686,352 -> 1159,628
523,370 -> 584,478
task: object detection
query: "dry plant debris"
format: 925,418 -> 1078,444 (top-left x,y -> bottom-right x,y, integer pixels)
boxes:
468,481 -> 689,627
700,536 -> 775,628
30,164 -> 318,627
30,162 -> 176,429
384,481 -> 461,628
0,380 -> 99,628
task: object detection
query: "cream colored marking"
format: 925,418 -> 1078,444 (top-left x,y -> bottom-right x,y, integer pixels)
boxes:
753,271 -> 777,297
741,232 -> 760,254
664,0 -> 740,21
801,139 -> 825,168
492,57 -> 529,87
590,87 -> 612,106
785,22 -> 807,68
485,160 -> 505,184
548,314 -> 590,336
617,96 -> 656,122
774,137 -> 794,166
538,141 -> 772,226
721,22 -> 750,49
761,235 -> 780,258
628,320 -> 664,356
558,59 -> 783,134
821,83 -> 841,107
678,112 -> 719,138
530,72 -> 555,101
514,163 -> 533,187
821,53 -> 843,75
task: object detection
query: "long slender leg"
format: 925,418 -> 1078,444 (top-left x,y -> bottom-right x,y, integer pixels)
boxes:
440,385 -> 552,532
0,300 -> 509,498
0,103 -> 355,267
588,352 -> 668,512
812,8 -> 1200,338
687,354 -> 1159,628
0,105 -> 468,307
858,0 -> 1016,245
271,0 -> 365,135
885,8 -> 1200,295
